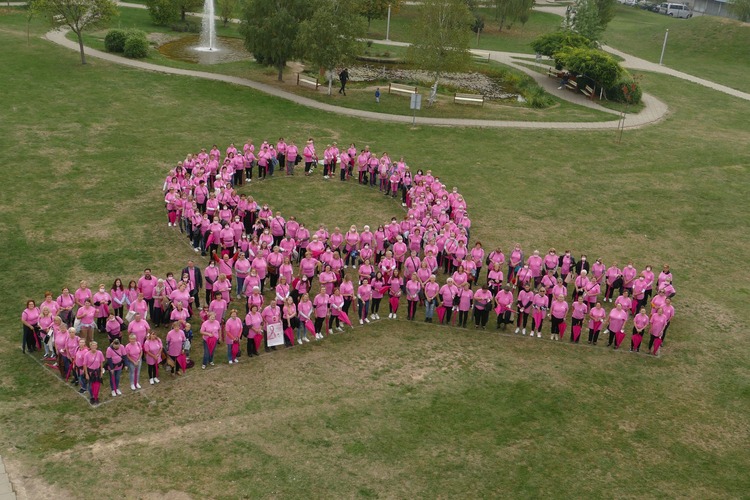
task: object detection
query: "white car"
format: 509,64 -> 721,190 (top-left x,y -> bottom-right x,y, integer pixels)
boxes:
658,2 -> 693,17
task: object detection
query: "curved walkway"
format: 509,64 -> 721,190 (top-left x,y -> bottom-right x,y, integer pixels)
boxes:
43,29 -> 664,130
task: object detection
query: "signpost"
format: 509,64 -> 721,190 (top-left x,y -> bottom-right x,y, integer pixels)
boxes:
410,93 -> 422,126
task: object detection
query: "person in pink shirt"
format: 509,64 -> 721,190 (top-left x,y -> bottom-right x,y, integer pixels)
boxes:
657,264 -> 672,290
405,275 -> 422,321
319,265 -> 337,296
56,286 -> 76,327
527,250 -> 544,288
648,307 -> 668,355
200,312 -> 221,367
541,270 -> 557,307
531,288 -> 549,338
604,262 -> 622,303
570,296 -> 588,343
138,269 -> 158,320
105,312 -> 124,343
74,336 -> 90,394
143,331 -> 163,385
76,298 -> 97,346
296,294 -> 314,342
165,322 -> 187,375
83,341 -> 105,405
622,262 -> 637,296
244,305 -> 264,355
548,294 -> 569,341
423,275 -> 440,323
631,307 -> 649,352
92,283 -> 111,334
281,297 -> 300,345
124,333 -> 143,390
515,283 -> 534,335
74,280 -> 92,310
587,302 -> 606,345
357,278 -> 373,324
313,291 -> 329,339
515,265 -> 533,290
60,327 -> 80,382
572,270 -> 590,303
387,269 -> 403,319
456,282 -> 474,328
494,284 -> 514,330
660,298 -> 675,345
370,272 -> 385,320
583,279 -> 600,311
21,299 -> 41,353
472,284 -> 493,330
328,289 -> 345,333
225,309 -> 243,363
106,338 -> 126,396
604,303 -> 629,349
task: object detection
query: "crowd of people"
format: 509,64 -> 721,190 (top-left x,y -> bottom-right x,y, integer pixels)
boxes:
21,138 -> 677,405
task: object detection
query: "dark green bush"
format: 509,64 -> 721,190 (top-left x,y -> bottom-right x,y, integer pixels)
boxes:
104,29 -> 127,53
123,31 -> 149,59
605,72 -> 643,104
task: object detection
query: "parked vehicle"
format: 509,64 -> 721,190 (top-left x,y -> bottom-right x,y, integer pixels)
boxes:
658,2 -> 693,17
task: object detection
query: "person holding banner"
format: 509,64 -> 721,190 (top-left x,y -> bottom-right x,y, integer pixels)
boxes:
200,312 -> 221,368
225,309 -> 243,362
631,307 -> 649,352
262,302 -> 283,349
549,294 -> 569,341
570,296 -> 588,343
604,302 -> 629,349
587,302 -> 606,345
648,307 -> 668,356
166,322 -> 187,374
244,305 -> 263,355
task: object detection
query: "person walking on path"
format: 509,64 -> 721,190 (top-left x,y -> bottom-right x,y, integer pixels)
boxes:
339,68 -> 349,95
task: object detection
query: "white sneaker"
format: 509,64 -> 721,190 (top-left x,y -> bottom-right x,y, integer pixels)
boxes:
371,314 -> 376,320
388,313 -> 393,319
522,329 -> 527,335
298,339 -> 303,345
111,390 -> 117,397
210,362 -> 215,366
328,329 -> 333,335
116,389 -> 122,395
168,223 -> 172,227
202,365 -> 206,369
393,314 -> 397,319
303,336 -> 310,343
324,175 -> 329,179
344,265 -> 348,269
154,377 -> 160,383
337,326 -> 343,332
194,247 -> 200,253
376,313 -> 380,319
365,318 -> 370,323
229,360 -> 233,364
131,384 -> 136,391
515,327 -> 520,334
359,319 -> 364,325
537,331 -> 542,338
136,383 -> 142,389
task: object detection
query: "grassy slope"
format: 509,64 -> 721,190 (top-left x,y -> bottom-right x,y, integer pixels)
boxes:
0,11 -> 750,500
603,5 -> 750,93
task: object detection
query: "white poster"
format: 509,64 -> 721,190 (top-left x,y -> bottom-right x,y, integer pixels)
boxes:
266,322 -> 285,347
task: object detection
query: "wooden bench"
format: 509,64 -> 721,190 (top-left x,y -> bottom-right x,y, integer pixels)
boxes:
565,80 -> 578,92
547,67 -> 563,79
581,85 -> 595,99
296,73 -> 319,90
454,93 -> 485,106
388,83 -> 418,96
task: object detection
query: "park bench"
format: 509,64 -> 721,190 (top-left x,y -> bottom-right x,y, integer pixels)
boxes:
296,73 -> 319,90
388,83 -> 418,96
454,93 -> 485,106
581,85 -> 595,99
547,67 -> 563,79
565,80 -> 578,92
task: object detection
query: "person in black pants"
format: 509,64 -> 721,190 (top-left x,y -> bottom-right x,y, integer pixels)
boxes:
338,68 -> 349,95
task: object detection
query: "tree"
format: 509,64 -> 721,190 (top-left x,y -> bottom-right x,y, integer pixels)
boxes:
240,0 -> 318,81
730,0 -> 750,21
174,0 -> 202,21
298,0 -> 366,95
571,0 -> 604,42
145,0 -> 179,25
493,0 -> 534,31
30,0 -> 118,64
406,0 -> 473,83
360,0 -> 402,28
530,30 -> 592,57
216,0 -> 239,27
594,0 -> 616,27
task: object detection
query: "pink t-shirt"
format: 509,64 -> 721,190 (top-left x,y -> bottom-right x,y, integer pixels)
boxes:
84,350 -> 105,370
166,329 -> 186,356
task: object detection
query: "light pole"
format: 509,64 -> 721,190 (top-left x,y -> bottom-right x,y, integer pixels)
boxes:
386,3 -> 391,41
659,29 -> 669,66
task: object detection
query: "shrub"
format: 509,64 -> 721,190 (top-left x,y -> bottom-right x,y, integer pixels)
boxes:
554,46 -> 621,89
123,31 -> 149,59
104,29 -> 127,53
170,21 -> 200,33
605,72 -> 643,104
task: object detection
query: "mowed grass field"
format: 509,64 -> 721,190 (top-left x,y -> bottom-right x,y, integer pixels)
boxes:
1,9 -> 750,500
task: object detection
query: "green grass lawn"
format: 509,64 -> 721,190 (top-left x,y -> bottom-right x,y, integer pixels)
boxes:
603,4 -> 750,93
1,8 -> 750,500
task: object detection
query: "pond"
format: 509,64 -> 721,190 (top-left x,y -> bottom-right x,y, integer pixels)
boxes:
158,36 -> 252,65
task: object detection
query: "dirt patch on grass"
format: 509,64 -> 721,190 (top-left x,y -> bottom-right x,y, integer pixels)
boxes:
4,457 -> 72,500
